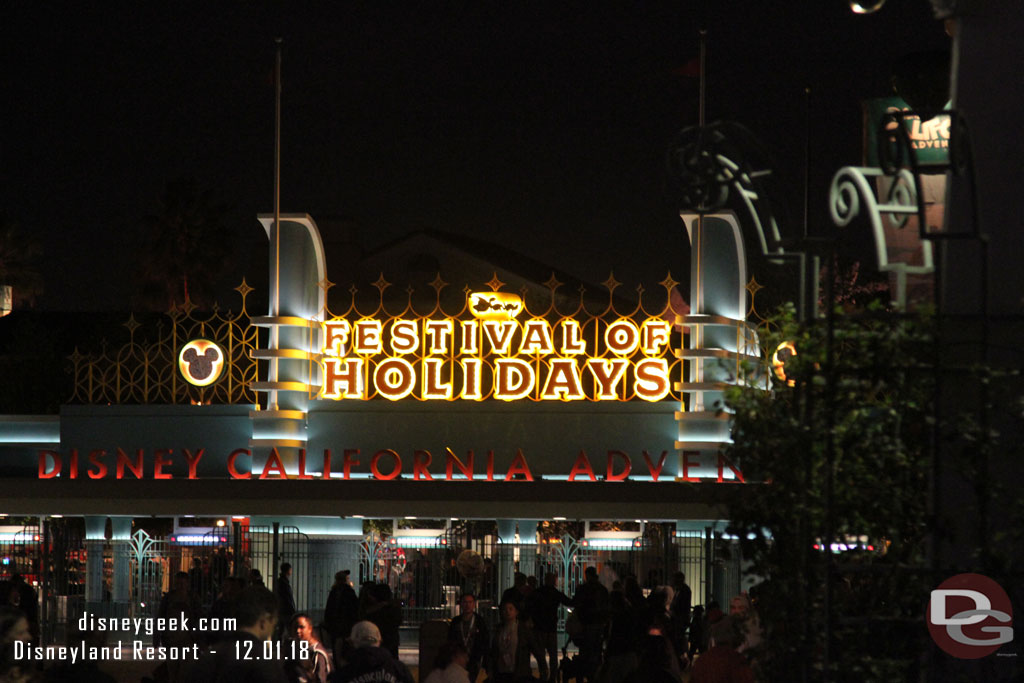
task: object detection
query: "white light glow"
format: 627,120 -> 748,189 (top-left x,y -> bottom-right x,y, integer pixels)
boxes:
389,536 -> 447,548
172,535 -> 227,545
581,538 -> 638,549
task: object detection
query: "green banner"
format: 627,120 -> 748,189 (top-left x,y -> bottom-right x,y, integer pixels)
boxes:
863,96 -> 950,167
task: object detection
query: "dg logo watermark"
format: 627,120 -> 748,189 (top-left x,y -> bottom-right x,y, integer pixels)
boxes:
927,573 -> 1014,659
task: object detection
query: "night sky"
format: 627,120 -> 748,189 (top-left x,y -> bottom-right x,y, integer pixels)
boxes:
3,2 -> 949,311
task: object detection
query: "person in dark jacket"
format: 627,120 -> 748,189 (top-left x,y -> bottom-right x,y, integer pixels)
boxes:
600,586 -> 639,683
331,621 -> 414,683
6,575 -> 38,642
486,598 -> 548,683
158,570 -> 201,683
323,571 -> 359,650
185,585 -> 287,683
687,606 -> 707,658
447,592 -> 489,683
572,567 -> 609,683
622,633 -> 683,683
278,563 -> 297,633
525,574 -> 571,682
500,573 -> 529,613
668,573 -> 691,662
209,576 -> 243,645
360,583 -> 402,659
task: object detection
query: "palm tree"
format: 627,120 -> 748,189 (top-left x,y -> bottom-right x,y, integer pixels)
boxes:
133,177 -> 233,310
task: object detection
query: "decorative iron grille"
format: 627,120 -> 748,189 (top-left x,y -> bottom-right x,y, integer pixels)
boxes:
67,281 -> 259,405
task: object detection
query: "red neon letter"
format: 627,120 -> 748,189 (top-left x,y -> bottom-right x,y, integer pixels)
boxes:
322,449 -> 333,480
260,448 -> 287,479
153,449 -> 173,479
228,449 -> 251,479
606,450 -> 631,481
87,450 -> 108,479
371,450 -> 402,480
568,450 -> 597,482
343,449 -> 360,479
116,448 -> 144,480
413,450 -> 433,481
505,449 -> 534,482
445,448 -> 474,481
38,450 -> 61,479
297,449 -> 313,480
717,453 -> 745,483
183,448 -> 204,480
682,451 -> 700,482
642,450 -> 668,482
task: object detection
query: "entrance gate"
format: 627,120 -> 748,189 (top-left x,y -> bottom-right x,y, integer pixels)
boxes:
26,521 -> 743,646
129,529 -> 166,622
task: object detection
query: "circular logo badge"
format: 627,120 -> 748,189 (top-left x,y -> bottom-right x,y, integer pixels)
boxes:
927,573 -> 1013,659
179,339 -> 225,387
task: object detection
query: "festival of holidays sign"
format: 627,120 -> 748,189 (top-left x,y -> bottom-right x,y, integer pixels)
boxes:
320,291 -> 677,402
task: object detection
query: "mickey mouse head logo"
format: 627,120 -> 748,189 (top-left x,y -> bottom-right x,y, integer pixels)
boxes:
179,339 -> 225,387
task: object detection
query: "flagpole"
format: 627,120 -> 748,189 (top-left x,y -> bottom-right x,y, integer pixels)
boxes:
698,29 -> 707,129
695,29 -> 708,393
271,37 -> 282,410
273,36 -> 282,317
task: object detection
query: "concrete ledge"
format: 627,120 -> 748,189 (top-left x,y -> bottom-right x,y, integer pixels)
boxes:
0,478 -> 748,519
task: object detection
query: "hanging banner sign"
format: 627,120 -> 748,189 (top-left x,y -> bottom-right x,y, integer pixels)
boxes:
320,292 -> 676,402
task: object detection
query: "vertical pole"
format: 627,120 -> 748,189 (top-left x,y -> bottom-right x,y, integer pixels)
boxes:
232,521 -> 243,577
693,29 -> 710,404
270,37 -> 283,410
272,522 -> 281,595
704,527 -> 713,608
799,372 -> 812,683
801,87 -> 812,321
663,523 -> 672,591
802,87 -> 811,242
273,37 -> 282,316
823,247 -> 837,682
698,30 -> 707,129
41,518 -> 50,644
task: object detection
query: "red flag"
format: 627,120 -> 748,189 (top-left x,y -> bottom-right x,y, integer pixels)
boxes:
672,57 -> 701,79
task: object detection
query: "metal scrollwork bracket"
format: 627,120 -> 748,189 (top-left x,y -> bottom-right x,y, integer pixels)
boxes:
830,106 -> 978,310
829,166 -> 932,309
668,121 -> 820,320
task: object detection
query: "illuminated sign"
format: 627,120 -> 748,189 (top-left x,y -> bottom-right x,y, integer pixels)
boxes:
36,447 -> 744,482
864,96 -> 950,166
321,291 -> 676,402
179,339 -> 225,387
771,341 -> 796,387
469,291 -> 524,320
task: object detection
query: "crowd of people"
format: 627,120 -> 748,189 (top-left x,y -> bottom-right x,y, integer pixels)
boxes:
445,568 -> 761,683
0,564 -> 761,683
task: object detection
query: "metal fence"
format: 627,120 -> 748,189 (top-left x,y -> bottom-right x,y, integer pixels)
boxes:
21,520 -> 743,647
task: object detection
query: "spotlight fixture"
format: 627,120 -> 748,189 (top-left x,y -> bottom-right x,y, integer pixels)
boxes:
849,0 -> 886,13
